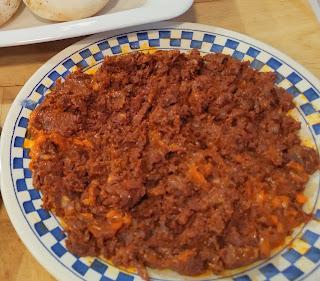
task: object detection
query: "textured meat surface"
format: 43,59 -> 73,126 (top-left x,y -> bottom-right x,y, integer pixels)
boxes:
28,50 -> 319,279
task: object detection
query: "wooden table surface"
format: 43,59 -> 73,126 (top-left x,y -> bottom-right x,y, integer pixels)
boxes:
0,1 -> 319,280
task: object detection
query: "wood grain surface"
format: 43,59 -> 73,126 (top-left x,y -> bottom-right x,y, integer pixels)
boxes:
0,0 -> 320,280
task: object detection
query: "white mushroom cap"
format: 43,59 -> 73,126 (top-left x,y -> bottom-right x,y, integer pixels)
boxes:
23,0 -> 110,21
0,0 -> 21,26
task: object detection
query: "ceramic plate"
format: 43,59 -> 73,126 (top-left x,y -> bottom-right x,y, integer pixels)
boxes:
0,0 -> 193,47
1,22 -> 320,281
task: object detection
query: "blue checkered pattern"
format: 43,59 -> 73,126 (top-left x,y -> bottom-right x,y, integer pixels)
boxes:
9,28 -> 320,281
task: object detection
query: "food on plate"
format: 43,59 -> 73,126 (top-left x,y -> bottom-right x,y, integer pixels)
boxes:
0,0 -> 21,26
28,50 -> 319,280
23,0 -> 109,21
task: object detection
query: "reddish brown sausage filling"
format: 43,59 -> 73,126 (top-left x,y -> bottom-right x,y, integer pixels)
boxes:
28,50 -> 319,279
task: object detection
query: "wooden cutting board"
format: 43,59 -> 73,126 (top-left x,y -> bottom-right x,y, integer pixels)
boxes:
0,1 -> 320,280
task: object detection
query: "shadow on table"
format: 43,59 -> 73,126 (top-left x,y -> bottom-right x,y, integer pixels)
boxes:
175,1 -> 197,23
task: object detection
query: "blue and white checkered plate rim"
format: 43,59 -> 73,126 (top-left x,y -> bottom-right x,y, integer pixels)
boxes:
1,22 -> 320,281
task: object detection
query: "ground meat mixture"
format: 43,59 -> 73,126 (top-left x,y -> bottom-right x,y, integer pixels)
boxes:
29,50 -> 319,280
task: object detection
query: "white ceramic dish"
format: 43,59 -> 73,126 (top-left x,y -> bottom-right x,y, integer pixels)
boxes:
0,0 -> 193,47
309,0 -> 320,21
1,22 -> 320,281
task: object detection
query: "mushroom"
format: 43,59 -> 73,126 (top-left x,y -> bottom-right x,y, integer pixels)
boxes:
0,0 -> 21,26
23,0 -> 110,21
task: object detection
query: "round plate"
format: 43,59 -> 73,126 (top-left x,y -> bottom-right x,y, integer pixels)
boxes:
1,22 -> 320,281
